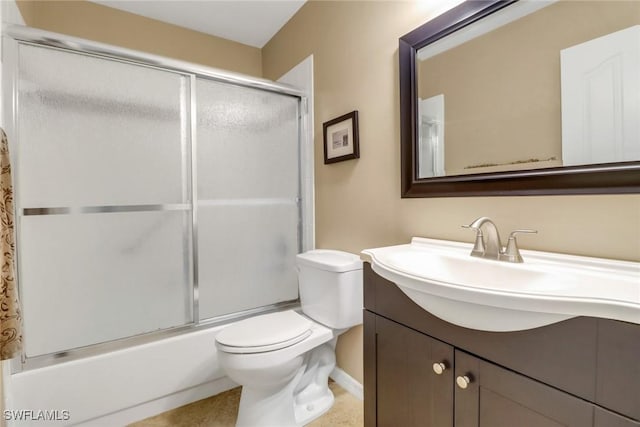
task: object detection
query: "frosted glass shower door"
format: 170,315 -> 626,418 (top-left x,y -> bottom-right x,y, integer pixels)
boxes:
196,79 -> 300,319
15,44 -> 193,357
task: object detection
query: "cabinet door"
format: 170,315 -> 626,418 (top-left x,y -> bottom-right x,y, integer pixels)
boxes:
596,319 -> 640,420
454,350 -> 593,427
375,315 -> 454,427
594,408 -> 640,427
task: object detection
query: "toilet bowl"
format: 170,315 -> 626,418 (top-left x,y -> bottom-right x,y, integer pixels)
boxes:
215,250 -> 363,427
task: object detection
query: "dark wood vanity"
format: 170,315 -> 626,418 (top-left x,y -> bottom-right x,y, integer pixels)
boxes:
363,263 -> 640,427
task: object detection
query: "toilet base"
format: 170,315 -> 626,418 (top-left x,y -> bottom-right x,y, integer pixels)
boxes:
236,383 -> 334,427
294,387 -> 334,426
235,342 -> 336,427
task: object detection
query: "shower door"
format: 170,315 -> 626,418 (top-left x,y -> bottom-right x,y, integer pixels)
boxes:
196,79 -> 301,320
6,31 -> 306,367
14,43 -> 193,359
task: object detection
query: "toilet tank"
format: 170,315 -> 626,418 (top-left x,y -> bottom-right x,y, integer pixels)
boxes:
296,250 -> 363,329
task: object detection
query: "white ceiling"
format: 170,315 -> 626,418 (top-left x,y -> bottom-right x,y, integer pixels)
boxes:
91,0 -> 307,48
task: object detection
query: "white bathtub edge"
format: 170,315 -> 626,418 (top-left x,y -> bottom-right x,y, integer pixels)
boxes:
76,376 -> 238,427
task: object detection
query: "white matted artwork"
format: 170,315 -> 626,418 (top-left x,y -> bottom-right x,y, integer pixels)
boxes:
323,111 -> 359,164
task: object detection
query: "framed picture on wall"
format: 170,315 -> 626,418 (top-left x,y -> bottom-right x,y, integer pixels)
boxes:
323,111 -> 359,164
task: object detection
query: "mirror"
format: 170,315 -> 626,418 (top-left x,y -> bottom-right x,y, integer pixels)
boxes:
400,0 -> 640,197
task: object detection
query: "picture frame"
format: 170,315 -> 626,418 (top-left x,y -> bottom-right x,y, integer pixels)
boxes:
323,111 -> 359,164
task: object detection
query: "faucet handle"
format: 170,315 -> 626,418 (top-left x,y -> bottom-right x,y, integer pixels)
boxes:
461,225 -> 485,257
503,229 -> 537,263
508,229 -> 538,238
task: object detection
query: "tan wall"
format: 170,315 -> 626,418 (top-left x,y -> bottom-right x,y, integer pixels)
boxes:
16,0 -> 262,77
418,1 -> 640,175
263,0 -> 640,385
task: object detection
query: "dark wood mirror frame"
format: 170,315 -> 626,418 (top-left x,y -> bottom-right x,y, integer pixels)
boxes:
399,0 -> 640,197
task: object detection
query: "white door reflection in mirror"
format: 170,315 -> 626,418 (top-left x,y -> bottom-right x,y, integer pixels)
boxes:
561,25 -> 640,166
418,94 -> 445,178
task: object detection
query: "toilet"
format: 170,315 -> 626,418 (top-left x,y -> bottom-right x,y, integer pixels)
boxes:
215,249 -> 363,427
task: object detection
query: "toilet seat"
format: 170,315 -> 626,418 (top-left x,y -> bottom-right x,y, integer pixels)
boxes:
216,310 -> 313,354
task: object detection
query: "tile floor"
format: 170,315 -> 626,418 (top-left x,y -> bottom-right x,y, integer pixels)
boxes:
129,381 -> 363,427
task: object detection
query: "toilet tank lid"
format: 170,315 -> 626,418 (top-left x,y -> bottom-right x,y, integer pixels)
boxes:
296,249 -> 362,272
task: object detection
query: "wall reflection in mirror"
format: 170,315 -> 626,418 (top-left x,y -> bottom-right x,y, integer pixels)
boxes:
416,0 -> 640,178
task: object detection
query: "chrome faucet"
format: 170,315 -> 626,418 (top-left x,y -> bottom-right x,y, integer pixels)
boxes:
462,217 -> 537,263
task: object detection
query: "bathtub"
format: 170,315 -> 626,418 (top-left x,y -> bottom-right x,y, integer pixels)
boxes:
5,324 -> 236,426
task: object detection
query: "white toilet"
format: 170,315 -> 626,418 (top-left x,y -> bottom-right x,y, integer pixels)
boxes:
215,249 -> 363,427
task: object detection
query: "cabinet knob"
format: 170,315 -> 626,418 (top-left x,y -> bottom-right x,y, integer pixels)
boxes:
432,362 -> 447,375
456,375 -> 471,389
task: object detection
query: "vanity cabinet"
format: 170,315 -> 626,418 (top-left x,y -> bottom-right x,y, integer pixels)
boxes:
364,263 -> 640,427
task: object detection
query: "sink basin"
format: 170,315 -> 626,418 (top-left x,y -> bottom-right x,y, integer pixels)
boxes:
361,238 -> 640,331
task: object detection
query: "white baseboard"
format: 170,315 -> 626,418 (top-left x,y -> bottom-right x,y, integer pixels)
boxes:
330,367 -> 363,401
77,377 -> 238,427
